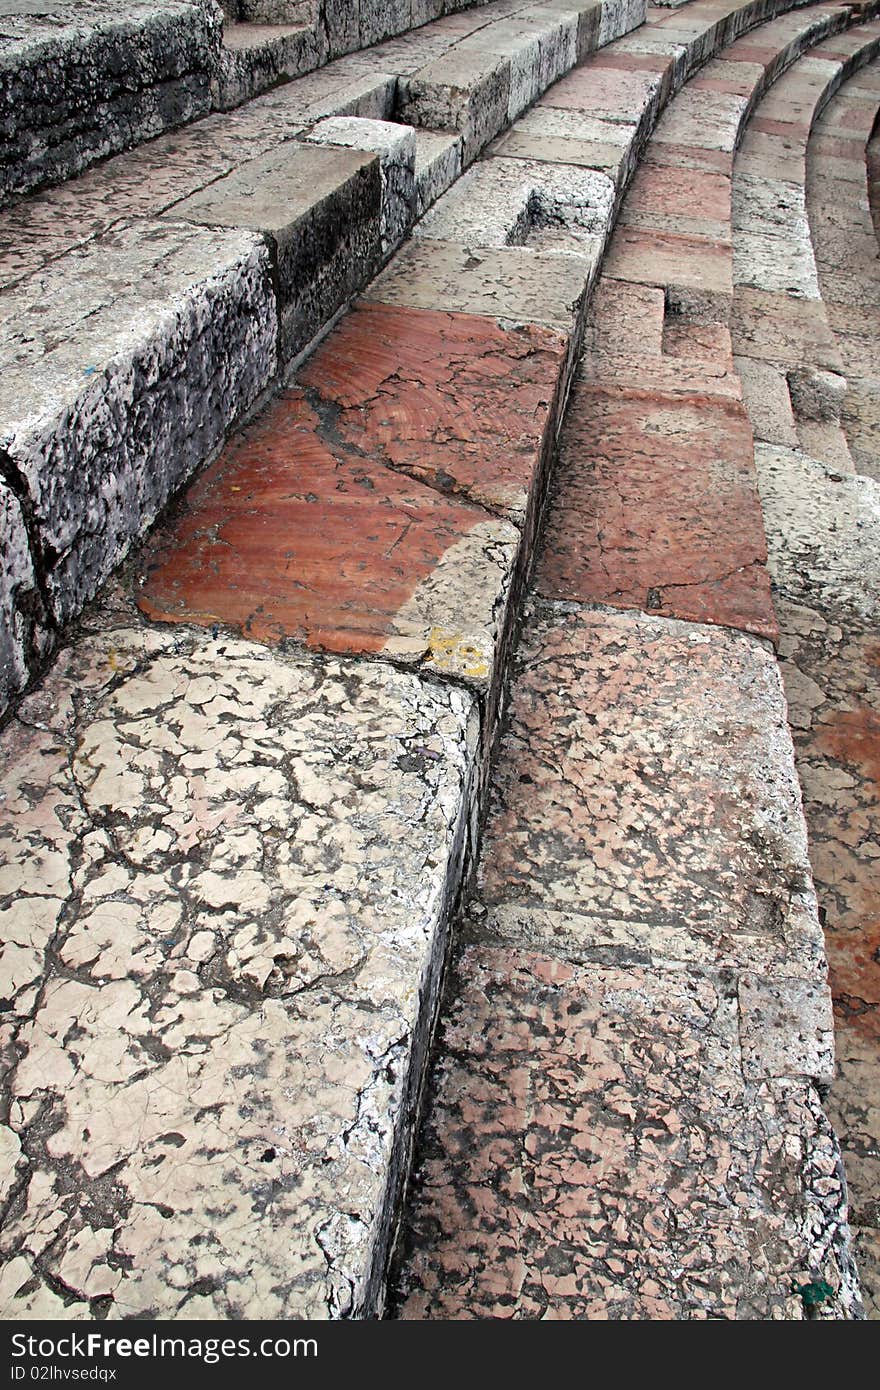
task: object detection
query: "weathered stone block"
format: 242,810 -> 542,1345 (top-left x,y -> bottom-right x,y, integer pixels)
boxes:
0,1 -> 223,202
396,49 -> 511,165
0,220 -> 277,635
166,140 -> 382,361
307,116 -> 416,254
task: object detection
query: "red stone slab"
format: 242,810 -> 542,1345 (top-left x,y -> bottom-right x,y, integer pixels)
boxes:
137,302 -> 569,659
296,301 -> 568,521
137,388 -> 497,655
602,226 -> 733,315
623,162 -> 732,221
535,381 -> 777,643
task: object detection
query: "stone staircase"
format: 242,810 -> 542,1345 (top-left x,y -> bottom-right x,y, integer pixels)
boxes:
0,0 -> 878,1320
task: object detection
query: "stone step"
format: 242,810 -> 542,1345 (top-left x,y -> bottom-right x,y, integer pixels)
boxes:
730,27 -> 880,1320
0,0 -> 650,720
807,60 -> 880,480
0,1 -> 224,203
0,0 -> 635,202
390,4 -> 880,1323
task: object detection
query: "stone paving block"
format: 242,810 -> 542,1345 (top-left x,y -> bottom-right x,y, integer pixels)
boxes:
540,62 -> 664,124
414,155 -> 614,257
489,104 -> 637,183
618,160 -> 732,240
364,237 -> 593,332
536,380 -> 777,640
307,116 -> 417,253
602,225 -> 733,319
582,276 -> 666,356
392,943 -> 856,1319
396,48 -> 512,164
470,603 -> 820,977
842,378 -> 880,481
650,85 -> 749,151
0,624 -> 477,1319
755,443 -> 880,621
165,140 -> 383,362
0,1 -> 222,201
414,129 -> 463,215
0,219 -> 276,668
137,386 -> 518,690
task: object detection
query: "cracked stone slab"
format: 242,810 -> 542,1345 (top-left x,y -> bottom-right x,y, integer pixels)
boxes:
469,601 -> 824,984
136,381 -> 518,692
414,154 -> 614,258
391,943 -> 857,1319
0,71 -> 396,291
296,300 -> 570,524
0,218 -> 277,715
165,140 -> 383,362
535,368 -> 778,642
0,624 -> 477,1319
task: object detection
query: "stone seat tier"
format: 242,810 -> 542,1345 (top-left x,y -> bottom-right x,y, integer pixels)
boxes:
0,0 -> 637,203
390,7 -> 880,1322
732,34 -> 880,1315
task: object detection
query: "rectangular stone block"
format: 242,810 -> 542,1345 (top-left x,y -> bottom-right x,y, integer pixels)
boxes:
0,220 -> 277,632
0,626 -> 479,1318
166,140 -> 383,360
396,49 -> 511,164
0,1 -> 222,202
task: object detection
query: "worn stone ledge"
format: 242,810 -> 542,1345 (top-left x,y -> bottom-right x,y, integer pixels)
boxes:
0,1 -> 224,204
0,622 -> 478,1318
0,220 -> 278,713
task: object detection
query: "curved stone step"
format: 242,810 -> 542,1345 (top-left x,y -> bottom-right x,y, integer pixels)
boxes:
732,29 -> 880,1316
390,1 -> 880,1323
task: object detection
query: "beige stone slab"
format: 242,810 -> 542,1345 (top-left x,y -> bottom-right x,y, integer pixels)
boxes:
0,625 -> 477,1318
363,237 -> 593,332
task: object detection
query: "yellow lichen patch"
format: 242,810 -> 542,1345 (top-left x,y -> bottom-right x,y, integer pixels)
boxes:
426,628 -> 490,681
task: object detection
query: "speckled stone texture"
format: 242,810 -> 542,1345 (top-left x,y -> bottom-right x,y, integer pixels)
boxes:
138,301 -> 573,693
392,944 -> 854,1319
0,623 -> 477,1319
0,1 -> 223,202
471,603 -> 826,994
0,219 -> 276,716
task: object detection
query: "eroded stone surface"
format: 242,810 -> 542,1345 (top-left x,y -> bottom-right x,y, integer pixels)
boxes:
392,943 -> 855,1319
0,218 -> 276,713
0,624 -> 476,1318
471,602 -> 822,982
